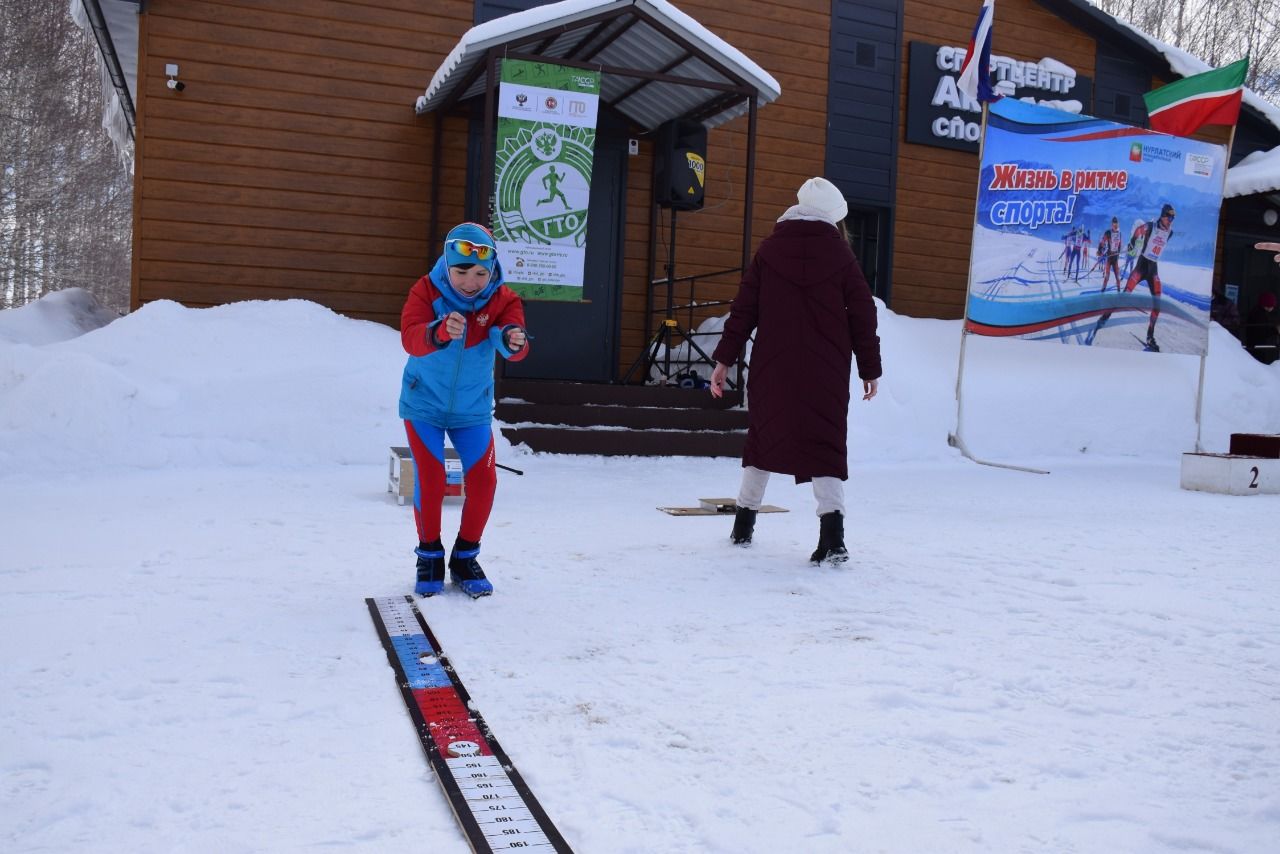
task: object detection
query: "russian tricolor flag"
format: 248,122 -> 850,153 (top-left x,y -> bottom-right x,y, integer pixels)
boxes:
957,0 -> 999,103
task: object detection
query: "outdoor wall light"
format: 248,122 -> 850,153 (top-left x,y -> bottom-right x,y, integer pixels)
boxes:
166,63 -> 185,92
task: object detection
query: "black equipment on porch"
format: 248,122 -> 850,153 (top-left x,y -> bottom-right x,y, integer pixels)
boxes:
654,119 -> 707,211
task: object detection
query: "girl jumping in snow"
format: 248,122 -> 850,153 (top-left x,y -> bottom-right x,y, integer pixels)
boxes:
398,223 -> 529,597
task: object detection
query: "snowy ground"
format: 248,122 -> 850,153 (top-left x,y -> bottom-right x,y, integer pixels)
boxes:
3,290 -> 1279,853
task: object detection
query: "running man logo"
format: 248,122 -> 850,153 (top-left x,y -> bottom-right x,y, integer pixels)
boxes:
1129,143 -> 1143,163
686,152 -> 706,189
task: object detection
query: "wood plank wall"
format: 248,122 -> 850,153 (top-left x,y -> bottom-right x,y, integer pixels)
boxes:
895,0 -> 1095,319
615,0 -> 831,374
134,0 -> 474,327
135,0 -> 829,376
131,1 -> 1238,372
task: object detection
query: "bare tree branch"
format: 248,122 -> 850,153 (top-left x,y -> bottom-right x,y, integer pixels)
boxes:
1,1 -> 131,313
1092,0 -> 1280,103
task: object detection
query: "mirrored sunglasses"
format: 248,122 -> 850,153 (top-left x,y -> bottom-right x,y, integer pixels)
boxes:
447,239 -> 495,261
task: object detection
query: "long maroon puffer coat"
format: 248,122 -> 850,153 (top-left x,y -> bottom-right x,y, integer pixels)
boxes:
711,218 -> 881,481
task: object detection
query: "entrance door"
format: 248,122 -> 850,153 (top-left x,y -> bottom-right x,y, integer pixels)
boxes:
501,136 -> 625,382
1224,231 -> 1278,318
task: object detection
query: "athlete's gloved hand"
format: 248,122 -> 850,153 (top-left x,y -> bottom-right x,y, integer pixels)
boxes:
503,326 -> 527,352
429,318 -> 451,348
443,311 -> 466,340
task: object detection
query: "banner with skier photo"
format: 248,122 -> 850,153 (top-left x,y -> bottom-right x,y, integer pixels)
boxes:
965,97 -> 1226,355
492,59 -> 600,301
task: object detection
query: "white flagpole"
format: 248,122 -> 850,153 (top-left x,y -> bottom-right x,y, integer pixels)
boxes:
1193,121 -> 1239,453
1194,353 -> 1207,452
950,100 -> 1049,475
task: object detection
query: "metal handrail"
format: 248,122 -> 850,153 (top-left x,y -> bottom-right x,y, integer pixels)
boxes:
634,266 -> 748,393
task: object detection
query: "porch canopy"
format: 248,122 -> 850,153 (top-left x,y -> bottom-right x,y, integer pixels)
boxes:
416,0 -> 780,130
413,0 -> 782,270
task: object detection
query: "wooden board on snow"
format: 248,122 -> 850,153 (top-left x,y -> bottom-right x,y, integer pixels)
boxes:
658,498 -> 788,516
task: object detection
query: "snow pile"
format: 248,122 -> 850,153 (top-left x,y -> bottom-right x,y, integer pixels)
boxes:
3,291 -> 1279,479
0,287 -> 119,345
0,297 -> 408,474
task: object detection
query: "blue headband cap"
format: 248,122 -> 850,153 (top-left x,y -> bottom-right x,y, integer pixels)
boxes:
444,223 -> 497,271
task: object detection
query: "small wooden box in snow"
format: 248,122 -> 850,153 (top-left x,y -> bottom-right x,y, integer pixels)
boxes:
389,446 -> 464,505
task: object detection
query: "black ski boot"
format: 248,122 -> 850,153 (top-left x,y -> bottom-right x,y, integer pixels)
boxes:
730,506 -> 757,546
449,537 -> 493,598
414,539 -> 445,597
1145,333 -> 1160,352
809,511 -> 849,566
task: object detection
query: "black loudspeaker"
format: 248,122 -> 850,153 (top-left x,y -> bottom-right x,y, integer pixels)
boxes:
655,119 -> 707,210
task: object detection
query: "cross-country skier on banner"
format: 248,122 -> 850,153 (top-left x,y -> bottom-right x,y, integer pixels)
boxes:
1122,203 -> 1175,351
1062,225 -> 1085,280
1060,226 -> 1076,274
398,223 -> 530,598
1075,228 -> 1091,280
1088,204 -> 1175,351
1096,217 -> 1123,292
1121,218 -> 1143,279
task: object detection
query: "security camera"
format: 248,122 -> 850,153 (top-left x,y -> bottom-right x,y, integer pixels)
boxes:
166,78 -> 185,92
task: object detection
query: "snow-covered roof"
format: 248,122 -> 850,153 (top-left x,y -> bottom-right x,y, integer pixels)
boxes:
415,0 -> 782,131
70,0 -> 138,171
1106,21 -> 1280,137
1106,24 -> 1280,198
1224,147 -> 1280,199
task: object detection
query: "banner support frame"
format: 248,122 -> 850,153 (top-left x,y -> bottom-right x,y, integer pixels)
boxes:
1191,123 -> 1239,455
1194,353 -> 1207,452
951,100 -> 1050,476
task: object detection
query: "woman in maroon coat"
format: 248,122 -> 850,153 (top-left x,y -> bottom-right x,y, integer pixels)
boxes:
709,177 -> 882,564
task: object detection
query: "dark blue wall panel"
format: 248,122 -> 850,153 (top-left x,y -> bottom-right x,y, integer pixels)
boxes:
1093,40 -> 1151,128
825,0 -> 903,208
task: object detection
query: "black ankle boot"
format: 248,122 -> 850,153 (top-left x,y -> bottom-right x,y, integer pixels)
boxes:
449,537 -> 493,598
810,511 -> 849,565
414,539 -> 445,596
730,506 -> 757,545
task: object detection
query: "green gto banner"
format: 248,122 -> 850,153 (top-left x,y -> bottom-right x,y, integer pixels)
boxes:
492,59 -> 600,301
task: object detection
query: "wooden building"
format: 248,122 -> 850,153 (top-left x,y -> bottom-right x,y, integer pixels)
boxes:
83,0 -> 1280,385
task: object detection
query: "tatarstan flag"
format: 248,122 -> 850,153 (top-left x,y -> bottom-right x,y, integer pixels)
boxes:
1143,57 -> 1249,137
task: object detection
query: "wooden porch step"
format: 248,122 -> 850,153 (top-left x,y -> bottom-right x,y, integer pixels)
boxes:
495,378 -> 748,458
497,377 -> 743,409
499,426 -> 746,458
1228,433 -> 1280,458
496,400 -> 748,431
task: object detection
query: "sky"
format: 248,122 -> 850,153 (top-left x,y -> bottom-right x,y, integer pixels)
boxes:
2,289 -> 1279,852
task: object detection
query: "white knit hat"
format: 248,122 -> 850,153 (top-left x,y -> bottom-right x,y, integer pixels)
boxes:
796,177 -> 848,225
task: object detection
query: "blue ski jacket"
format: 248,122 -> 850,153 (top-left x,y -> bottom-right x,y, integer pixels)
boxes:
398,256 -> 529,429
